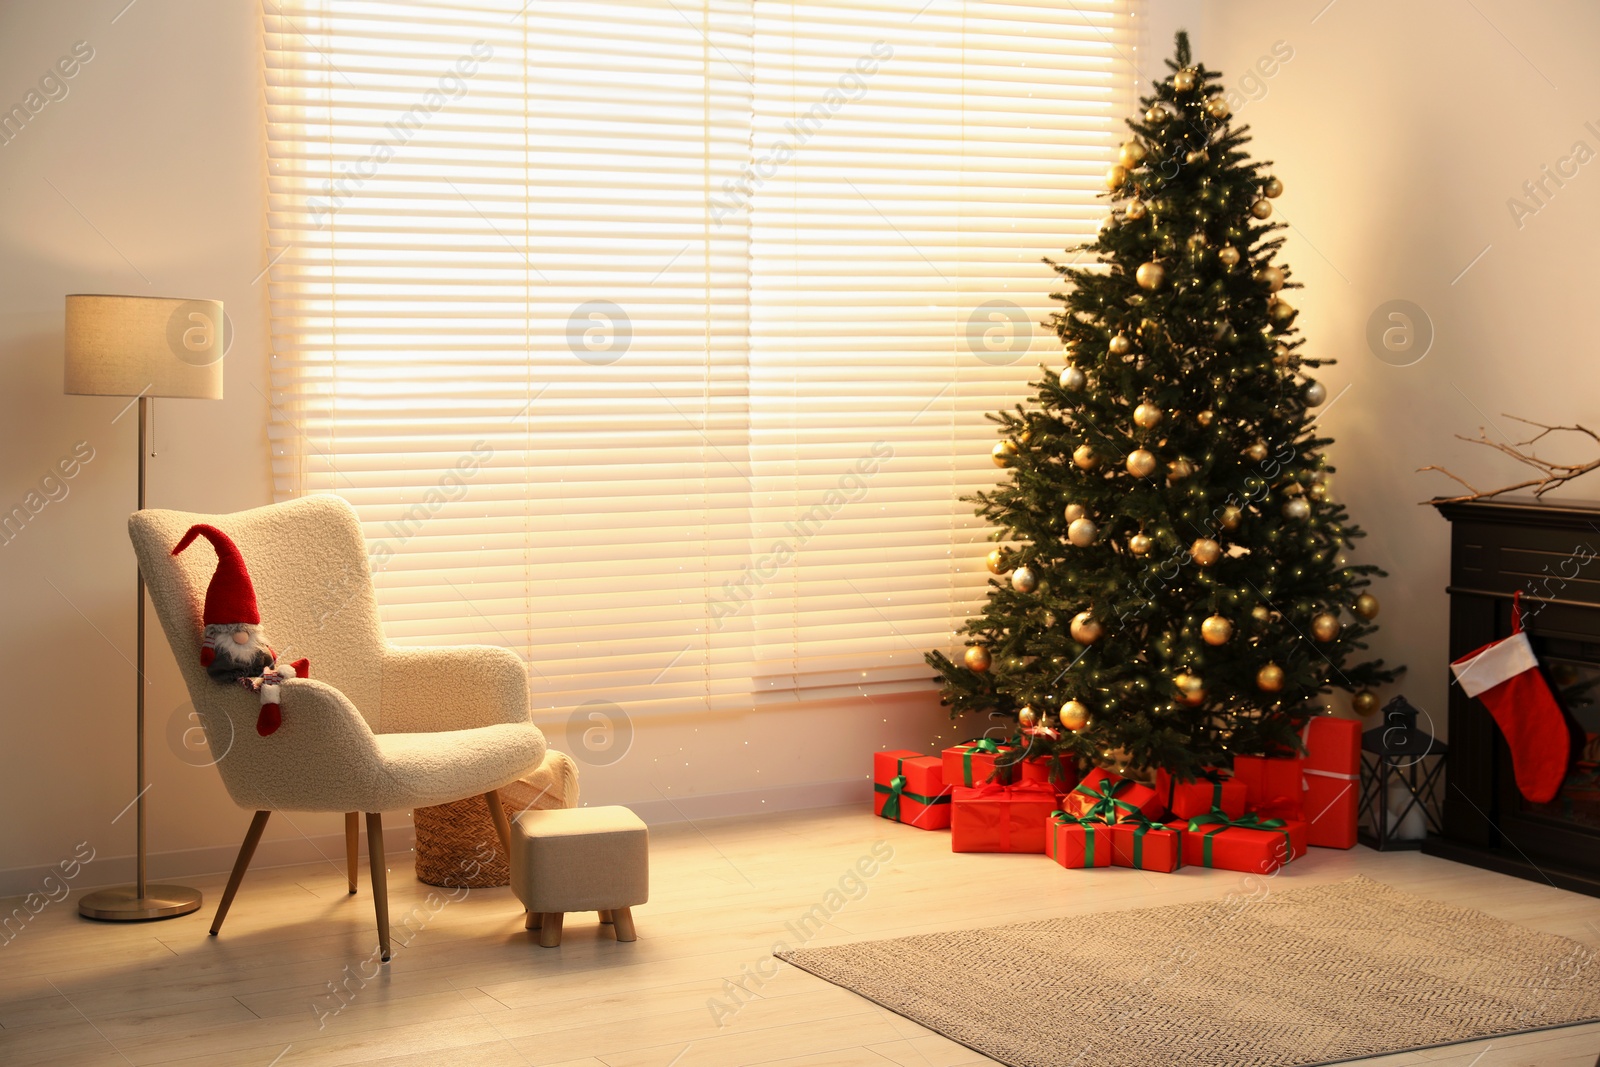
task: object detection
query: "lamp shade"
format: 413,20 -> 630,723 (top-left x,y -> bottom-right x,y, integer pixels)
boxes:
64,294 -> 224,399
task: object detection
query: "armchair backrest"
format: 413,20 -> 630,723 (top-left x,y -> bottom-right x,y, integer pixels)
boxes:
131,495 -> 388,737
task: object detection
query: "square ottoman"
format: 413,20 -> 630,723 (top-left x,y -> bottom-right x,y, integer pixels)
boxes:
509,805 -> 648,947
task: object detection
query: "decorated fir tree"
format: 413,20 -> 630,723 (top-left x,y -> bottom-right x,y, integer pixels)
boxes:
926,32 -> 1400,779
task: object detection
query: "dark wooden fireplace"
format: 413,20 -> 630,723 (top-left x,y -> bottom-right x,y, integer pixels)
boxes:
1427,497 -> 1600,896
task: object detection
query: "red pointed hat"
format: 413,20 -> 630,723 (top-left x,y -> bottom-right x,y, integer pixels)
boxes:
172,524 -> 261,626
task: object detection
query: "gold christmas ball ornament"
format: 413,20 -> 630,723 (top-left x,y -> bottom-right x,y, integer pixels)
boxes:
1309,483 -> 1329,502
1263,176 -> 1284,198
1197,409 -> 1215,426
1060,700 -> 1091,731
1135,261 -> 1166,290
1063,502 -> 1086,524
1173,68 -> 1198,92
992,440 -> 1018,467
1255,265 -> 1285,292
1283,498 -> 1312,521
1145,104 -> 1170,125
1073,444 -> 1099,470
1256,663 -> 1285,692
985,548 -> 1007,575
1251,198 -> 1273,220
1354,593 -> 1380,619
1304,380 -> 1328,406
1201,614 -> 1234,645
1011,565 -> 1038,593
1106,164 -> 1128,190
1251,604 -> 1272,622
1118,140 -> 1148,168
1070,611 -> 1104,645
1274,342 -> 1293,365
1109,333 -> 1133,356
1128,532 -> 1152,556
964,645 -> 992,672
1352,690 -> 1380,715
1191,538 -> 1222,566
1126,448 -> 1157,478
1068,516 -> 1100,547
1268,299 -> 1297,327
1218,245 -> 1241,267
1244,440 -> 1269,463
1133,402 -> 1163,429
1204,95 -> 1230,120
1311,612 -> 1341,642
1167,458 -> 1194,483
1173,672 -> 1206,707
1017,706 -> 1038,728
1059,365 -> 1086,392
1126,198 -> 1148,221
1220,505 -> 1243,531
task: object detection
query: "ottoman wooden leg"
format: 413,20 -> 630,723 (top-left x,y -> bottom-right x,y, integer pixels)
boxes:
612,907 -> 636,943
525,911 -> 540,931
599,909 -> 613,924
537,912 -> 564,948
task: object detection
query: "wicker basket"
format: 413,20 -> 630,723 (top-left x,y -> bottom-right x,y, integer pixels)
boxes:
414,752 -> 578,888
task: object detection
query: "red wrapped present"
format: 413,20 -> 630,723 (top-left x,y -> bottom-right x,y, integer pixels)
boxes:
951,782 -> 1058,853
942,738 -> 1022,788
1062,768 -> 1163,823
1155,769 -> 1247,821
1180,812 -> 1308,874
1231,754 -> 1306,821
1300,716 -> 1361,849
1046,811 -> 1111,868
873,750 -> 952,830
1109,819 -> 1185,873
1021,752 -> 1079,792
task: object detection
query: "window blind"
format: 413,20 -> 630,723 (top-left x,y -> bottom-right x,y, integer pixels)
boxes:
263,0 -> 1134,716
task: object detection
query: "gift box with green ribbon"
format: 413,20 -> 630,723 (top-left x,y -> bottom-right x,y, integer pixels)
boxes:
950,781 -> 1059,853
1020,752 -> 1079,792
1155,768 -> 1247,821
1232,754 -> 1306,822
1061,768 -> 1163,823
1045,810 -> 1111,868
941,737 -> 1022,788
873,750 -> 952,830
1179,810 -> 1308,874
1108,816 -> 1184,873
1301,715 -> 1361,849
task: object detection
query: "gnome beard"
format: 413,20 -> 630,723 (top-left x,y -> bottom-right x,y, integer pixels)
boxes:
203,623 -> 277,683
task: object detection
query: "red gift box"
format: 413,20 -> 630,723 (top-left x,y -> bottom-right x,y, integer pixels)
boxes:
1179,813 -> 1308,874
1021,753 -> 1079,792
951,782 -> 1059,853
1231,754 -> 1306,821
873,750 -> 952,830
1155,769 -> 1247,821
1046,812 -> 1111,868
1109,820 -> 1185,873
1063,768 -> 1164,823
942,738 -> 1022,788
1300,716 -> 1362,849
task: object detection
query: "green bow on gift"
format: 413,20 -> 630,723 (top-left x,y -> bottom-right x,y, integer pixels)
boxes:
956,736 -> 1015,786
1049,809 -> 1105,866
1121,811 -> 1179,870
1069,777 -> 1143,824
875,758 -> 951,823
1184,810 -> 1293,869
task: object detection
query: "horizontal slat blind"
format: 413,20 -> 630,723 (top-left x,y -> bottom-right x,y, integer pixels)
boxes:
264,0 -> 1132,715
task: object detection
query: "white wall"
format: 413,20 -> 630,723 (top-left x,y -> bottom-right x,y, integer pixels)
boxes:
0,1 -> 951,895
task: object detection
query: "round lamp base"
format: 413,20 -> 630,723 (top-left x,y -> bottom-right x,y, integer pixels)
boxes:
78,884 -> 203,922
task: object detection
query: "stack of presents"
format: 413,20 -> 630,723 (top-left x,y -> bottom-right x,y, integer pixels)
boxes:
873,716 -> 1361,874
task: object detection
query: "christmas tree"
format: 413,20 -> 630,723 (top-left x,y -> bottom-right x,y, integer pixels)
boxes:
926,32 -> 1400,779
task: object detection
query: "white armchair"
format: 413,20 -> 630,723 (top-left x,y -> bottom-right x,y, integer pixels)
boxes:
130,494 -> 546,960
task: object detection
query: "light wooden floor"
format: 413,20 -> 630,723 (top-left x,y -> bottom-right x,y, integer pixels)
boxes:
2,805 -> 1598,1067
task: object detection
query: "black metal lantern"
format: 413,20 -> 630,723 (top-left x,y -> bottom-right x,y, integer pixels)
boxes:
1358,696 -> 1448,851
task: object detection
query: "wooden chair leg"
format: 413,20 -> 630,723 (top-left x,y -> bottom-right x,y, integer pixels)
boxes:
525,910 -> 541,931
210,810 -> 271,936
484,790 -> 512,859
599,909 -> 613,924
537,912 -> 563,948
366,813 -> 390,962
344,812 -> 359,895
611,906 -> 636,943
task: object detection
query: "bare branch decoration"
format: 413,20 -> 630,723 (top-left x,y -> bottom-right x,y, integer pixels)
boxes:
1419,415 -> 1600,504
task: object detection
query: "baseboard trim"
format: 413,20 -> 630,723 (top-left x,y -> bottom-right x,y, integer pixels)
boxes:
2,778 -> 874,899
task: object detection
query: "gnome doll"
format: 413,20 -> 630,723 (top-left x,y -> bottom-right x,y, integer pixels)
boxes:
172,524 -> 309,737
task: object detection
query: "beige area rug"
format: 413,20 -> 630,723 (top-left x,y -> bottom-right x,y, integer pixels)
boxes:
775,875 -> 1600,1067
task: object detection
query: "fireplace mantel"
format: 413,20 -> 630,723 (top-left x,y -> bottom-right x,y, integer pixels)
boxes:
1426,496 -> 1600,896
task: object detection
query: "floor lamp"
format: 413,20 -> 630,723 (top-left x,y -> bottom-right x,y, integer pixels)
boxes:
65,294 -> 224,922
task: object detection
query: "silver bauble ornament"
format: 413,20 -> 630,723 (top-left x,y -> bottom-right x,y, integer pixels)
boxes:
1255,265 -> 1285,292
1011,565 -> 1038,593
1283,498 -> 1311,521
1109,333 -> 1132,355
1059,365 -> 1086,391
1304,380 -> 1328,406
1064,503 -> 1086,523
1068,517 -> 1099,547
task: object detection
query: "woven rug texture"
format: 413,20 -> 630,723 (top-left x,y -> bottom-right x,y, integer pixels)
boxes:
775,875 -> 1600,1067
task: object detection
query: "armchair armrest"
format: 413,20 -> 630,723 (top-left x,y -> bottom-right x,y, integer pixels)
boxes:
377,644 -> 532,734
221,679 -> 391,813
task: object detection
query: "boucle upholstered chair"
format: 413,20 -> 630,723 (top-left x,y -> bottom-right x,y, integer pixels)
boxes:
130,495 -> 546,960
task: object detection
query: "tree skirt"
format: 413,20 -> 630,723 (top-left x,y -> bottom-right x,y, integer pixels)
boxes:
774,875 -> 1600,1067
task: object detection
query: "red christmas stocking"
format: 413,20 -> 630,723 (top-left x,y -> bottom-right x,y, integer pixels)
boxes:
1450,593 -> 1571,804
